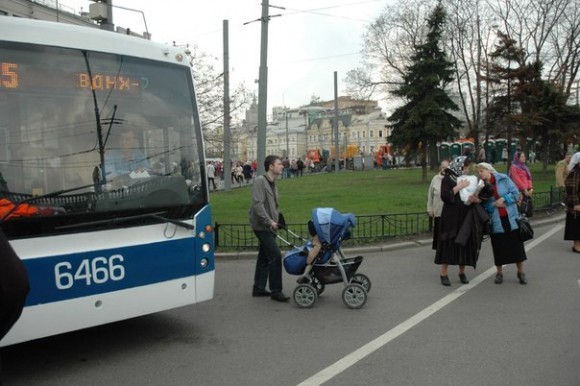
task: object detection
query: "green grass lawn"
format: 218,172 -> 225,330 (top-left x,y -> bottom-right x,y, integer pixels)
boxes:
210,162 -> 558,226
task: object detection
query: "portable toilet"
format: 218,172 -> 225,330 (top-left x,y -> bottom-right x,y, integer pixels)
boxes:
461,141 -> 475,158
439,142 -> 450,162
450,142 -> 461,158
483,139 -> 496,163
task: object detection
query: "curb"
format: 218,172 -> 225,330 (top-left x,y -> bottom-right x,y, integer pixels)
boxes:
215,211 -> 566,261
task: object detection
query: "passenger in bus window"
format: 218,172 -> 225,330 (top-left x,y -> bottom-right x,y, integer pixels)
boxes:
105,129 -> 150,179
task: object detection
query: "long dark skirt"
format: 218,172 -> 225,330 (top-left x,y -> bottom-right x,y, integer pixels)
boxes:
490,216 -> 527,266
434,236 -> 479,268
564,212 -> 580,240
431,217 -> 440,250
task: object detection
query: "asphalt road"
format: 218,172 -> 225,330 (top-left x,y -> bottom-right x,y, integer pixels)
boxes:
1,214 -> 579,386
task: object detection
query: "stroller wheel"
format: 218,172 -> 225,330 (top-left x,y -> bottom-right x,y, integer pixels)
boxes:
342,283 -> 367,309
311,276 -> 325,295
350,273 -> 371,293
293,284 -> 318,308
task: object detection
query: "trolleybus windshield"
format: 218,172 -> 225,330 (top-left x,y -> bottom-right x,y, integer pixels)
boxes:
0,41 -> 206,238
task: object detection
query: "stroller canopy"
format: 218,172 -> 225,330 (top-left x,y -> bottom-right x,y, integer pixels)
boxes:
312,208 -> 356,248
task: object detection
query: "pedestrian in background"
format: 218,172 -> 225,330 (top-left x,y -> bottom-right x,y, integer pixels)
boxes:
509,151 -> 534,217
435,156 -> 479,286
478,147 -> 486,162
564,152 -> 580,253
249,155 -> 289,302
501,147 -> 508,164
427,159 -> 449,250
207,161 -> 217,191
476,162 -> 528,285
556,150 -> 573,189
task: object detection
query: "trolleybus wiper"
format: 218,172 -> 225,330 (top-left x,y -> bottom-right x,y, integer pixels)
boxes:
55,212 -> 195,231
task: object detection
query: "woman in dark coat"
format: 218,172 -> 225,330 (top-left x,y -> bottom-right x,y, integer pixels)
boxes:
564,152 -> 580,252
435,156 -> 481,286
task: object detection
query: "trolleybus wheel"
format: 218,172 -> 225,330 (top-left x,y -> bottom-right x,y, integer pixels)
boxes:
351,273 -> 371,293
293,284 -> 318,308
342,283 -> 367,309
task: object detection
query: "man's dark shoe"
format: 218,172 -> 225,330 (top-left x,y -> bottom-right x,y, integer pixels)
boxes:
252,289 -> 271,297
270,292 -> 290,302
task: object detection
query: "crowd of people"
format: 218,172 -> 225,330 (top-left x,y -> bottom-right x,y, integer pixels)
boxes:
206,157 -> 310,191
427,148 -> 580,287
428,153 -> 532,287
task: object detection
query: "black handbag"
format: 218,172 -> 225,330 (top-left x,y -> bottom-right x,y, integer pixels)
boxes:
519,195 -> 533,217
517,215 -> 534,242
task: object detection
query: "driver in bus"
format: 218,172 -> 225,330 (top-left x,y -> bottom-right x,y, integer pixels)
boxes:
104,128 -> 150,181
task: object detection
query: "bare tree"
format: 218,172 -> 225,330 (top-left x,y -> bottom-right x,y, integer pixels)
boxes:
345,0 -> 435,100
347,0 -> 579,170
486,0 -> 579,97
185,46 -> 252,158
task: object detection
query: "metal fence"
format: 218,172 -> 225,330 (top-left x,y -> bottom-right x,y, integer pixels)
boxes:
214,187 -> 564,250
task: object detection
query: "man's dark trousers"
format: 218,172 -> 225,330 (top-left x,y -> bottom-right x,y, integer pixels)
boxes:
253,230 -> 282,293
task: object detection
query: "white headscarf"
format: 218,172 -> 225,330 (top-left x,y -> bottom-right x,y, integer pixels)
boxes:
568,152 -> 580,172
476,162 -> 498,174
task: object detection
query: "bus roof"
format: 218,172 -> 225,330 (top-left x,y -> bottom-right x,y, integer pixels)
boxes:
0,17 -> 189,67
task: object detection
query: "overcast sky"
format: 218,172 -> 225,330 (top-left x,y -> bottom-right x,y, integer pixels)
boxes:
63,0 -> 390,110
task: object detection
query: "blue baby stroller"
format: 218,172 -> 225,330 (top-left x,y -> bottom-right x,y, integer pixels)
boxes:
282,208 -> 371,309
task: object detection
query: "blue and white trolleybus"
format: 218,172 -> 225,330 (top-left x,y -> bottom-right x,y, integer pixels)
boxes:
0,17 -> 214,346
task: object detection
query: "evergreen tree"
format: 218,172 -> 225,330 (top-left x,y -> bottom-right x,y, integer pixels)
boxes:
486,31 -> 580,174
387,1 -> 461,182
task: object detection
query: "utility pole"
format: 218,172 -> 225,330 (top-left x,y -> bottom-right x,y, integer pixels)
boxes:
245,1 -> 283,174
256,0 -> 269,175
223,20 -> 232,192
333,71 -> 339,173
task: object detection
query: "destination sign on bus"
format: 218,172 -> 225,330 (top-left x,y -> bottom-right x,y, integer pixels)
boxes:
1,61 -> 142,94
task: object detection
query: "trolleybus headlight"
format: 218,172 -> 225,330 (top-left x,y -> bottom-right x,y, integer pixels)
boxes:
199,231 -> 205,239
200,257 -> 209,268
202,243 -> 211,253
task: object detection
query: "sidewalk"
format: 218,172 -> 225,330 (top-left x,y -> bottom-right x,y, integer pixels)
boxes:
215,211 -> 566,260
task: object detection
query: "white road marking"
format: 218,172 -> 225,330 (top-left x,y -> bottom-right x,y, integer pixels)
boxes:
297,224 -> 564,386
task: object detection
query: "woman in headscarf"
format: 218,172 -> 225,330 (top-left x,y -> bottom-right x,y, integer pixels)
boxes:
564,152 -> 580,253
435,156 -> 481,286
509,151 -> 534,216
476,162 -> 528,284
